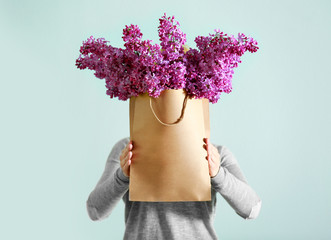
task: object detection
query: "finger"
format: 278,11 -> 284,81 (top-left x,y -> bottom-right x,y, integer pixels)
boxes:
124,142 -> 132,156
123,152 -> 131,169
120,154 -> 126,168
210,151 -> 218,164
207,154 -> 213,164
210,144 -> 219,156
120,149 -> 127,167
122,160 -> 130,177
120,143 -> 132,161
210,147 -> 219,159
208,144 -> 220,160
123,152 -> 132,175
123,149 -> 132,166
127,150 -> 132,162
203,143 -> 208,151
120,148 -> 126,161
207,142 -> 212,156
125,151 -> 132,166
205,147 -> 211,160
207,155 -> 213,175
205,145 -> 212,160
204,142 -> 211,153
124,143 -> 132,157
120,147 -> 131,168
209,154 -> 215,163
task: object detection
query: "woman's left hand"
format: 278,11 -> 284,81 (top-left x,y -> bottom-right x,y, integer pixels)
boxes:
203,138 -> 221,178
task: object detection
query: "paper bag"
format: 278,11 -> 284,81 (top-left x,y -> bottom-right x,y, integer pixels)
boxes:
129,88 -> 211,202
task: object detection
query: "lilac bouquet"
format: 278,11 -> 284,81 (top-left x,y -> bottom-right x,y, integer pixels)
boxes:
75,13 -> 259,103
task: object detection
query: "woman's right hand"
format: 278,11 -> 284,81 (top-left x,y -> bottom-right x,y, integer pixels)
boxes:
119,141 -> 133,178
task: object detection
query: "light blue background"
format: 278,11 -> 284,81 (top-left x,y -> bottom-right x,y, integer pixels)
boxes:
1,0 -> 330,239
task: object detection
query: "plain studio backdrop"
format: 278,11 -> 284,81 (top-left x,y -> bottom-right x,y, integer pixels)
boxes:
1,0 -> 330,239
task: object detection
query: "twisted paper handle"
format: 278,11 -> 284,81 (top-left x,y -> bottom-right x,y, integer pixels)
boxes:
149,93 -> 189,126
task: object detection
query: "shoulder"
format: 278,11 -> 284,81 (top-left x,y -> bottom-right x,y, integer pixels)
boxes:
212,143 -> 240,168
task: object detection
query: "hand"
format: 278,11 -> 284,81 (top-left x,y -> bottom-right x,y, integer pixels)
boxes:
120,141 -> 133,178
203,138 -> 221,178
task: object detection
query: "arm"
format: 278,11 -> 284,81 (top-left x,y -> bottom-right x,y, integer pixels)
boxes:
210,144 -> 262,220
86,137 -> 130,221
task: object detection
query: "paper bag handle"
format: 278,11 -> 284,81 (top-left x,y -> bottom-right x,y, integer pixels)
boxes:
149,93 -> 189,126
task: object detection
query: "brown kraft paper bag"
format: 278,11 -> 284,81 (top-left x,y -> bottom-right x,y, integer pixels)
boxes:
129,88 -> 211,202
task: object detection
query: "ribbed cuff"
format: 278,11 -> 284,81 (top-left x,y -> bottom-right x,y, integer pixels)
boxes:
116,167 -> 130,183
246,200 -> 262,220
210,166 -> 225,189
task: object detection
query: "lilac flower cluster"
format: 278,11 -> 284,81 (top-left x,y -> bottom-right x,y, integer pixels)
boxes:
185,29 -> 259,103
75,13 -> 259,103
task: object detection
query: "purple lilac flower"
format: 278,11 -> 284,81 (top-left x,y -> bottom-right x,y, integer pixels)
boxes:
75,13 -> 259,103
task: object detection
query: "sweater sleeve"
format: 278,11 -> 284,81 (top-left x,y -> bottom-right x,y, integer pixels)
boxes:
86,137 -> 130,221
210,144 -> 262,220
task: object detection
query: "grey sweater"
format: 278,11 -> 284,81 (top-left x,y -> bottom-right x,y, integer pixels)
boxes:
86,137 -> 262,239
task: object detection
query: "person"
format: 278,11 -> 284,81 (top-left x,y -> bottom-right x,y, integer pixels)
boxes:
86,136 -> 262,239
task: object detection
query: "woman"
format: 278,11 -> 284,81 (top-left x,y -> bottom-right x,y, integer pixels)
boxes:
86,137 -> 262,239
